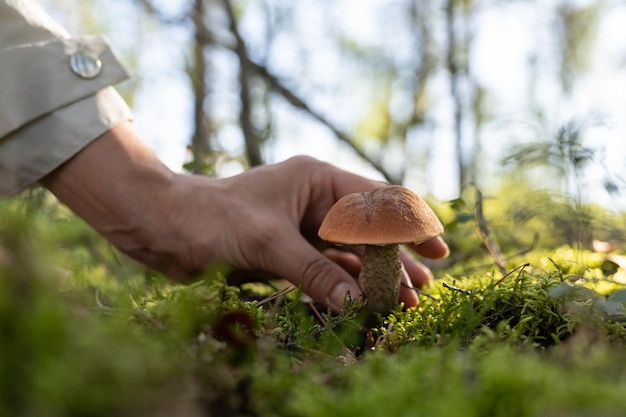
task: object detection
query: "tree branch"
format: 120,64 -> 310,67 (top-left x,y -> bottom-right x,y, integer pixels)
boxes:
135,0 -> 188,25
248,62 -> 397,184
222,0 -> 264,167
194,18 -> 397,184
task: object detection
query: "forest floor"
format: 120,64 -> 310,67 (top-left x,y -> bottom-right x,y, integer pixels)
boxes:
3,189 -> 626,417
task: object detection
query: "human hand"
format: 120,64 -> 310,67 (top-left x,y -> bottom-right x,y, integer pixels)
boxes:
42,122 -> 448,311
165,155 -> 449,310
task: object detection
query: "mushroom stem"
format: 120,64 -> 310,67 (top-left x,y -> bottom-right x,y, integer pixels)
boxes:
359,244 -> 402,313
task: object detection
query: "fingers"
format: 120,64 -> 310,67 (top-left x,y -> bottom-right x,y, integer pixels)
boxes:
272,235 -> 363,311
302,158 -> 387,228
408,236 -> 450,260
322,248 -> 361,278
231,157 -> 449,312
259,240 -> 439,312
399,264 -> 419,308
313,156 -> 387,199
324,247 -> 429,310
400,248 -> 435,288
316,158 -> 449,257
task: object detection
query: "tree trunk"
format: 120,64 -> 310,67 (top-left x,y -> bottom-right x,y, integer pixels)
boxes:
190,0 -> 214,175
223,0 -> 264,167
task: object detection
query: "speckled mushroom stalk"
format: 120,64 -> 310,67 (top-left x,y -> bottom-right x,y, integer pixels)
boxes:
359,243 -> 402,313
318,185 -> 444,314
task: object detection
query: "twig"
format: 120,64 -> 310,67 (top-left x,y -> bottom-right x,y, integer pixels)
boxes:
452,232 -> 539,275
308,302 -> 357,361
308,302 -> 328,327
248,62 -> 396,183
474,186 -> 507,273
136,0 -> 187,25
133,310 -> 167,330
493,263 -> 530,287
442,282 -> 471,295
401,282 -> 436,299
193,17 -> 397,184
257,286 -> 296,307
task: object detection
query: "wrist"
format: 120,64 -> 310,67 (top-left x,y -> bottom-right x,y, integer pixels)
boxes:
41,122 -> 180,273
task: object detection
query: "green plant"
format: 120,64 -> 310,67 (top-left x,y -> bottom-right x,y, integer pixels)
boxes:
4,188 -> 626,416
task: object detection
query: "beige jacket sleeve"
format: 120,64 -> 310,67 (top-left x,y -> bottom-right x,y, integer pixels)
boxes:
0,0 -> 133,197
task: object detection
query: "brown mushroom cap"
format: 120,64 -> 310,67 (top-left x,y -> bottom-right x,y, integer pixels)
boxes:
318,185 -> 444,245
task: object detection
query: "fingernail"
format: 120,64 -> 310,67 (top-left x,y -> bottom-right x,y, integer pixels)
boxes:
330,282 -> 362,310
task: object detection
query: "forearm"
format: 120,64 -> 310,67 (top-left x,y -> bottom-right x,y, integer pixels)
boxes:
40,122 -> 181,274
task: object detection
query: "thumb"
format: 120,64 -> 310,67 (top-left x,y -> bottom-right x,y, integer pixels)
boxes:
274,236 -> 362,310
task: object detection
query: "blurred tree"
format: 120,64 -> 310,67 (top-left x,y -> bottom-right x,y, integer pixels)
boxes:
188,0 -> 216,175
556,1 -> 601,93
446,0 -> 482,193
223,0 -> 265,167
43,0 -> 621,203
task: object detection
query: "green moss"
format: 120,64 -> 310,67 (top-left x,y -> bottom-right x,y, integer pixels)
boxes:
3,190 -> 626,416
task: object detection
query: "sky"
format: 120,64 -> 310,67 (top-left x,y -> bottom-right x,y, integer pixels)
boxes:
470,0 -> 626,208
42,0 -> 626,208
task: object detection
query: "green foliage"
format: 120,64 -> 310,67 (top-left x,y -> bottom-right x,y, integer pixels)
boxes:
4,189 -> 626,416
281,342 -> 626,417
0,195 -> 182,417
502,121 -> 595,179
377,269 -> 572,350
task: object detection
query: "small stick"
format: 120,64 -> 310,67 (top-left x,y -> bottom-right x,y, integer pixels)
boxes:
493,263 -> 530,287
258,286 -> 296,307
442,282 -> 471,295
401,282 -> 437,300
474,187 -> 507,273
308,302 -> 328,327
308,302 -> 356,362
453,233 -> 538,276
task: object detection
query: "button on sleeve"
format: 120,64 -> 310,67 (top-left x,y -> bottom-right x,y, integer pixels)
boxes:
70,49 -> 102,79
0,35 -> 130,139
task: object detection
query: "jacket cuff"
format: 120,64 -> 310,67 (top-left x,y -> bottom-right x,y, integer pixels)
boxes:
0,87 -> 132,197
0,35 -> 130,138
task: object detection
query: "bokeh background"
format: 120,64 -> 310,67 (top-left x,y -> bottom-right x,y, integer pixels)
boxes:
41,0 -> 626,206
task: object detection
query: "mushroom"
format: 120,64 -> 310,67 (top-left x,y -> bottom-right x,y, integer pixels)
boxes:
318,185 -> 444,313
